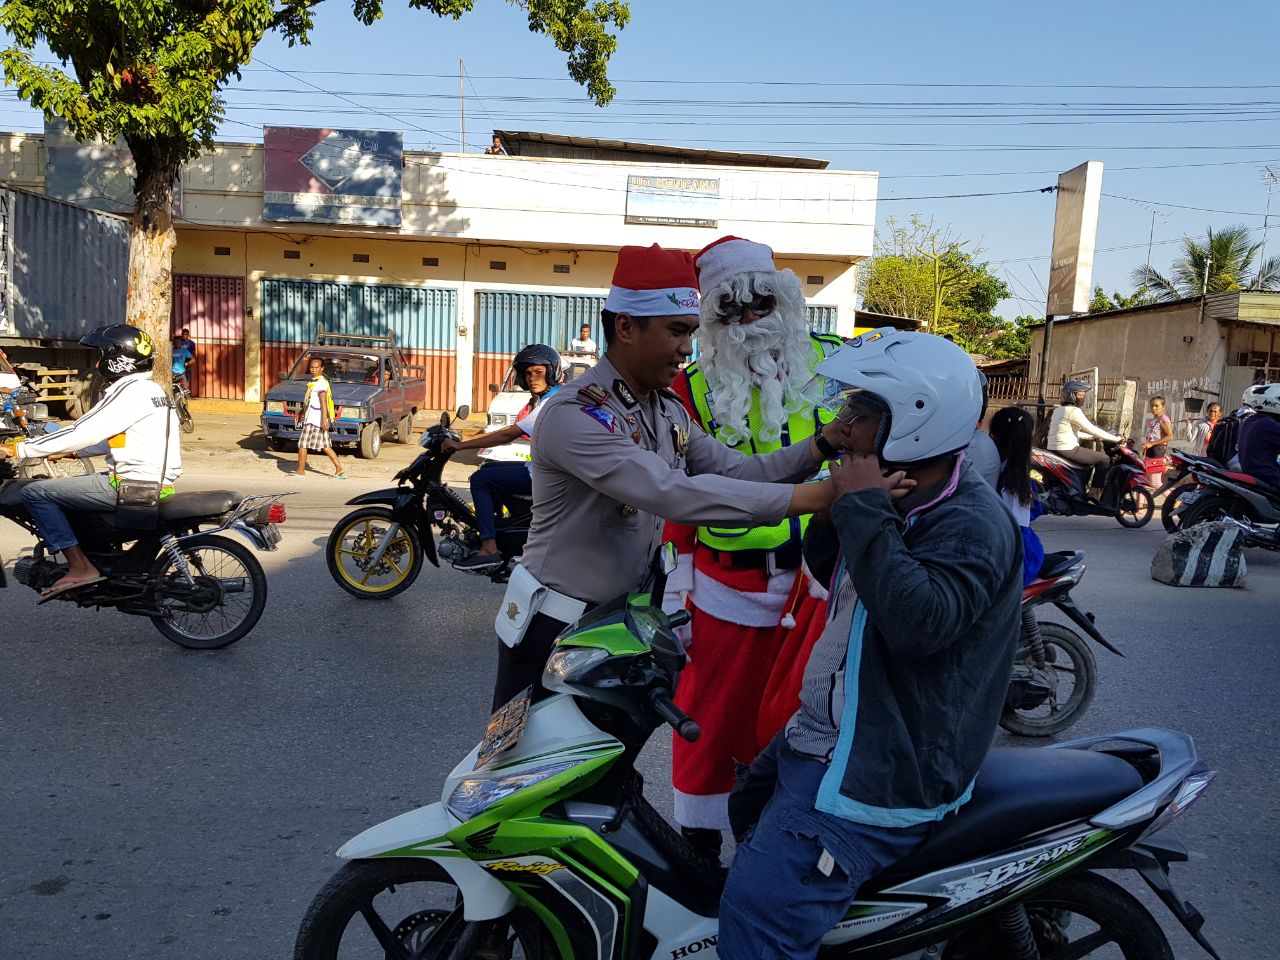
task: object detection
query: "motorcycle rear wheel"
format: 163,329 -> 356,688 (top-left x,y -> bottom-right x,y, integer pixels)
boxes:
1115,486 -> 1154,528
1180,491 -> 1254,528
294,858 -> 553,960
327,506 -> 424,599
999,622 -> 1097,737
939,872 -> 1173,959
149,534 -> 267,649
1160,483 -> 1200,532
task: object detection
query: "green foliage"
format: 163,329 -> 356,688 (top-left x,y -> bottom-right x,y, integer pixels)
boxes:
1088,285 -> 1157,314
0,0 -> 628,161
861,214 -> 1016,354
1130,224 -> 1280,301
985,315 -> 1034,360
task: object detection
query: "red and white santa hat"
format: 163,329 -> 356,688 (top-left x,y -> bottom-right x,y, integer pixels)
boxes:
604,244 -> 700,316
694,235 -> 776,294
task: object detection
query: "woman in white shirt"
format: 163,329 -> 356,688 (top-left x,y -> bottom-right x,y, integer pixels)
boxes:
1047,379 -> 1123,489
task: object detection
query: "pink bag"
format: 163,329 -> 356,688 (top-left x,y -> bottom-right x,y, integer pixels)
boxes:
1144,455 -> 1168,486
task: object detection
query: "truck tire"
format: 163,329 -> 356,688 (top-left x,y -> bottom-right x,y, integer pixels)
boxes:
65,369 -> 103,420
395,413 -> 414,444
358,421 -> 382,459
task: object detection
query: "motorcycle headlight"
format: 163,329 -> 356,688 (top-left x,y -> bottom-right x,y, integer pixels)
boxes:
337,406 -> 364,420
446,760 -> 578,820
264,400 -> 284,414
542,647 -> 609,695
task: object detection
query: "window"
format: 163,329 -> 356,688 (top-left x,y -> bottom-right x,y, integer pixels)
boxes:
553,264 -> 570,274
489,260 -> 507,271
422,257 -> 439,267
213,246 -> 231,256
283,250 -> 301,260
352,253 -> 370,263
806,275 -> 825,286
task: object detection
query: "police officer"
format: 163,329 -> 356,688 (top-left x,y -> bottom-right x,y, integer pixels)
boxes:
490,245 -> 890,709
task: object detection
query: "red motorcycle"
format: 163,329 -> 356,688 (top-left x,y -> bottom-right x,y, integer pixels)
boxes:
1031,440 -> 1154,528
1002,549 -> 1121,737
1171,459 -> 1280,551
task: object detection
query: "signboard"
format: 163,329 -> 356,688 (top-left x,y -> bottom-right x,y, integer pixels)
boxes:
625,175 -> 718,228
1046,161 -> 1103,316
263,127 -> 403,227
44,118 -> 182,216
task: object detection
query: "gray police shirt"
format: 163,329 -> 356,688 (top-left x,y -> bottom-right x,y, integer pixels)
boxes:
521,355 -> 818,606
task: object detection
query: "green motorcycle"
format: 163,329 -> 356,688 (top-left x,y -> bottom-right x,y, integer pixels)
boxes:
295,547 -> 1220,960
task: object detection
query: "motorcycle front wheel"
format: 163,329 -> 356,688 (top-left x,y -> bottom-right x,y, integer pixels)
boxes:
999,622 -> 1097,737
149,534 -> 268,649
939,872 -> 1173,959
327,506 -> 424,599
1180,490 -> 1252,528
294,858 -> 554,960
1161,483 -> 1201,532
1115,486 -> 1154,528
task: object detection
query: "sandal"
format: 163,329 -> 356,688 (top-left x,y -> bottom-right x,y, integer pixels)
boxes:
38,575 -> 105,604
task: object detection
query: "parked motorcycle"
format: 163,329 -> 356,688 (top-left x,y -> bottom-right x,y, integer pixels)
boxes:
326,406 -> 532,598
0,477 -> 288,648
1,384 -> 92,481
1002,549 -> 1120,737
1031,440 -> 1154,527
1171,459 -> 1280,550
172,375 -> 195,435
295,546 -> 1220,960
1157,448 -> 1212,532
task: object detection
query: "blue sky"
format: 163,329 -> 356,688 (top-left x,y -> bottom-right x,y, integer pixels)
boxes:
4,0 -> 1279,318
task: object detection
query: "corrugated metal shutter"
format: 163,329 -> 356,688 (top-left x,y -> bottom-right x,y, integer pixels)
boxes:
474,290 -> 606,407
260,278 -> 458,409
3,187 -> 129,341
172,274 -> 246,400
807,305 -> 838,334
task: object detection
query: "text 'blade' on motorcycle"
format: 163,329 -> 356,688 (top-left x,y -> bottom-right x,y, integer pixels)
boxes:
0,477 -> 290,649
1031,440 -> 1155,528
326,405 -> 533,599
1000,549 -> 1120,738
295,545 -> 1221,960
1167,455 -> 1280,550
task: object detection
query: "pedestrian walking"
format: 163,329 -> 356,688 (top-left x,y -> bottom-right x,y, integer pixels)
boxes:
1141,395 -> 1174,487
294,357 -> 346,479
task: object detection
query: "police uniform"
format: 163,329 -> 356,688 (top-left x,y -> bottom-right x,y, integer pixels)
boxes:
490,354 -> 819,708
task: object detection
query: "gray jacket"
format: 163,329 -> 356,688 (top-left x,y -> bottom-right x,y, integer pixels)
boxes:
522,355 -> 817,605
802,460 -> 1022,827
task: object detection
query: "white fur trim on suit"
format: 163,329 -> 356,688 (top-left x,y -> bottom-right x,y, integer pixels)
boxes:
690,565 -> 793,627
695,237 -> 776,295
604,286 -> 700,316
673,787 -> 732,830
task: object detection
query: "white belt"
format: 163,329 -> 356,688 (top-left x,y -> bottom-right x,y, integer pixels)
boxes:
541,586 -> 589,625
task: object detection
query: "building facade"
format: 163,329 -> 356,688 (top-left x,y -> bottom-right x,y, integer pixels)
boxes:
1,130 -> 878,410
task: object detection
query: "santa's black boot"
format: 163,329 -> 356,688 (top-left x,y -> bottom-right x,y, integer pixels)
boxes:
680,826 -> 723,863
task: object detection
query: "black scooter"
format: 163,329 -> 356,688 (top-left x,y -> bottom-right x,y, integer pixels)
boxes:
326,407 -> 532,599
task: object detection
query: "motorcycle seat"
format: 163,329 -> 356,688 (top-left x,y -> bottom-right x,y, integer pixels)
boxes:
98,489 -> 240,525
1035,551 -> 1080,581
0,478 -> 37,508
874,746 -> 1144,886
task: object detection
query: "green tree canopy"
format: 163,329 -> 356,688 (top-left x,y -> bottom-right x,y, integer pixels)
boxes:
1088,285 -> 1157,314
1130,224 -> 1280,301
1,0 -> 629,377
861,214 -> 1025,357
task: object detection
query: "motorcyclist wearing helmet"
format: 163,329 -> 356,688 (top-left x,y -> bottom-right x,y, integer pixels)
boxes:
718,330 -> 1022,960
1237,382 -> 1280,488
1045,378 -> 1123,489
441,344 -> 564,569
0,325 -> 182,601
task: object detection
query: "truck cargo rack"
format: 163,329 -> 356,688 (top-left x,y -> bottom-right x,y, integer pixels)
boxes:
315,325 -> 397,349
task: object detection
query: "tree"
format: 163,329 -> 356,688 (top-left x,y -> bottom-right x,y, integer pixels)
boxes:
1130,224 -> 1280,302
1,0 -> 629,380
860,214 -> 1014,353
1088,285 -> 1157,314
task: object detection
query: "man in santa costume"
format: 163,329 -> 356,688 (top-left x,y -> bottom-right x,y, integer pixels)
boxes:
665,235 -> 845,859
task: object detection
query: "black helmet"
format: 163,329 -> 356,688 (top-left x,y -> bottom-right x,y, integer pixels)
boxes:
512,344 -> 563,391
1061,378 -> 1090,404
80,324 -> 156,381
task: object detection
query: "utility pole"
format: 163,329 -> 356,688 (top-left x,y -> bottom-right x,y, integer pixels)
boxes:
459,59 -> 466,153
1145,209 -> 1169,273
1259,166 -> 1280,286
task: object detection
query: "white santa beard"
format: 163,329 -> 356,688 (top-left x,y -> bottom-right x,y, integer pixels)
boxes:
700,312 -> 812,445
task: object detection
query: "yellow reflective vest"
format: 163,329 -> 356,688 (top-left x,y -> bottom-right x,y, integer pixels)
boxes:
683,333 -> 844,553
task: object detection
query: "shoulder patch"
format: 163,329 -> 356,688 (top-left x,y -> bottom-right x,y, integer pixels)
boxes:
577,383 -> 610,405
613,379 -> 638,408
582,406 -> 617,432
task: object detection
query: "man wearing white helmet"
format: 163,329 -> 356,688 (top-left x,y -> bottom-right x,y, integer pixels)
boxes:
718,329 -> 1023,960
1237,383 -> 1280,487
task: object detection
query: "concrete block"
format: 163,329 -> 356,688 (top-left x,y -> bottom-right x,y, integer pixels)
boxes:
1151,522 -> 1247,588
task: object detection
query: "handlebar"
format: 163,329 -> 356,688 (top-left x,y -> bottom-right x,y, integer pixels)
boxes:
649,687 -> 700,742
668,609 -> 691,628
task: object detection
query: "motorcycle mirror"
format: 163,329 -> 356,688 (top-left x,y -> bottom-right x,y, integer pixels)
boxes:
456,404 -> 471,421
440,411 -> 451,428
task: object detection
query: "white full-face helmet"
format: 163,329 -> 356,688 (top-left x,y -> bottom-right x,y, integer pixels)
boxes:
1243,382 -> 1280,416
810,328 -> 982,464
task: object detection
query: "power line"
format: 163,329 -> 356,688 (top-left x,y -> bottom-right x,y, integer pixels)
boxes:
1103,192 -> 1269,217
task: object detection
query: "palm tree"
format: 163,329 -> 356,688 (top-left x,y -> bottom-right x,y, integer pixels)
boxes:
1130,224 -> 1280,301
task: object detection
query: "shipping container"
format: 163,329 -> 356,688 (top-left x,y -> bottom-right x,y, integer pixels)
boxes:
171,274 -> 246,400
473,290 -> 605,407
258,278 -> 457,409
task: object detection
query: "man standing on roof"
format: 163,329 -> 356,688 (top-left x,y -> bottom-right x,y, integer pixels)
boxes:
661,236 -> 846,861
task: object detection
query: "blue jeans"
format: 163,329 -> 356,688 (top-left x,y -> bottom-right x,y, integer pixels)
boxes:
21,473 -> 118,553
718,736 -> 930,960
469,462 -> 531,541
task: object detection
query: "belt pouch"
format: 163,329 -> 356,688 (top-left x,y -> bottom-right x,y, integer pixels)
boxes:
495,562 -> 547,649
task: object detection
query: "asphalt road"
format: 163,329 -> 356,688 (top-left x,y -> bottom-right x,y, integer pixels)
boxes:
1,445 -> 1275,959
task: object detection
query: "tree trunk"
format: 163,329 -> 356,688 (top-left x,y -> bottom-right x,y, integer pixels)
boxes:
125,137 -> 182,389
